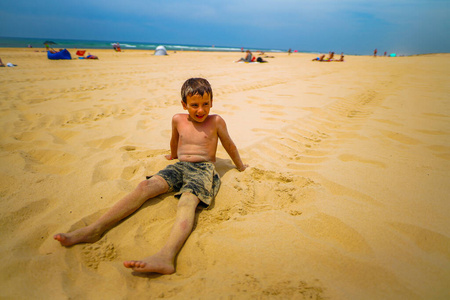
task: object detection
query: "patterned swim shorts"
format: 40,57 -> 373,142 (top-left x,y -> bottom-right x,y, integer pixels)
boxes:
147,161 -> 221,207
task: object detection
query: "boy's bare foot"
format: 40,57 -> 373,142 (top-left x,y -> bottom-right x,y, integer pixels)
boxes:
54,226 -> 102,247
123,252 -> 175,274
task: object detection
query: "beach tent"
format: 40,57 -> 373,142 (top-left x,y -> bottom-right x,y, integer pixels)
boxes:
390,53 -> 397,57
154,45 -> 168,56
48,49 -> 72,60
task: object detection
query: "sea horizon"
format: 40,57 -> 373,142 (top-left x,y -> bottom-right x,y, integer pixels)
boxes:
0,36 -> 291,53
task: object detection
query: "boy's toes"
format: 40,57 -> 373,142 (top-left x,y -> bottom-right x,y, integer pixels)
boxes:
124,260 -> 146,269
123,261 -> 134,268
54,234 -> 69,245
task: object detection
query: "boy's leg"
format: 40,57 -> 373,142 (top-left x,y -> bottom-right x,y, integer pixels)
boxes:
123,192 -> 200,274
54,176 -> 169,246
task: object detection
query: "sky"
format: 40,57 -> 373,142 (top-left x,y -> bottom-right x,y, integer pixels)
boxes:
1,0 -> 449,55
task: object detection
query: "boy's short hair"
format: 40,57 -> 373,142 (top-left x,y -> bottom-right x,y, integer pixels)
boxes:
181,78 -> 213,103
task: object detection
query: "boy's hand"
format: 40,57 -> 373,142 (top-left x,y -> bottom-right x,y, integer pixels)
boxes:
238,164 -> 249,172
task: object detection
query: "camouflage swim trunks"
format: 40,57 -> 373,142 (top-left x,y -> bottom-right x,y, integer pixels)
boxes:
147,161 -> 221,207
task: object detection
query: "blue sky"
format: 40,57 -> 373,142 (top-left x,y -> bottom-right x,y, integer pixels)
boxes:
1,0 -> 449,55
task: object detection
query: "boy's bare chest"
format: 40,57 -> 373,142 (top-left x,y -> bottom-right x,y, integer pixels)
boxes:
178,122 -> 216,144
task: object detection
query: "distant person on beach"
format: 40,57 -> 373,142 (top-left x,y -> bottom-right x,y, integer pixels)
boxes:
0,57 -> 17,67
257,57 -> 268,63
312,54 -> 326,61
327,52 -> 335,61
113,42 -> 121,52
85,53 -> 98,59
235,50 -> 253,62
335,52 -> 344,62
374,49 -> 377,57
54,78 -> 248,275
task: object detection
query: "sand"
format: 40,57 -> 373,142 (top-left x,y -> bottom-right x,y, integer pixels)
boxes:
0,48 -> 449,299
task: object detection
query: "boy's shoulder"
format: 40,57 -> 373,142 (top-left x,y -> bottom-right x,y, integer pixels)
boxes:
173,113 -> 188,119
206,114 -> 225,125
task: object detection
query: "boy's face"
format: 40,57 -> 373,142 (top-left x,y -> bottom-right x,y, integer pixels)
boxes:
182,93 -> 212,123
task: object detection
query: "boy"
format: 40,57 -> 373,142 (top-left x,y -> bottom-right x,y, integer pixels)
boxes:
54,78 -> 247,274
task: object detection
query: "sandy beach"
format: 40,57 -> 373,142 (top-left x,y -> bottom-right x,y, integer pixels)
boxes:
0,48 -> 449,299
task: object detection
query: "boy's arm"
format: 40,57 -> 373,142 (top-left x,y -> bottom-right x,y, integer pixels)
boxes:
216,116 -> 248,171
166,115 -> 180,160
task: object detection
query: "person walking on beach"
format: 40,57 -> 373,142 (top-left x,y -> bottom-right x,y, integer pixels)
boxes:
54,78 -> 248,274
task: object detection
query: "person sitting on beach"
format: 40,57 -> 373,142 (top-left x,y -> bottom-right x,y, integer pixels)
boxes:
312,54 -> 326,61
113,42 -> 121,52
327,51 -> 335,61
335,52 -> 344,62
0,58 -> 5,67
235,50 -> 253,62
54,78 -> 248,275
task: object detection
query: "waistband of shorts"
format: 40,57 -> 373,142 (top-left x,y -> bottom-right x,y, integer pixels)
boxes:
178,161 -> 214,166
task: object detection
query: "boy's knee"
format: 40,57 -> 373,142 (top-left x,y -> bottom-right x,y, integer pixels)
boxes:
138,176 -> 168,194
178,192 -> 200,209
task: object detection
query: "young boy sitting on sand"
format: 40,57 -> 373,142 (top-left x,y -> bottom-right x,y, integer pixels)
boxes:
54,78 -> 248,274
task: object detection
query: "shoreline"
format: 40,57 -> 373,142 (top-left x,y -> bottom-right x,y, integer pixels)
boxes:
2,47 -> 447,58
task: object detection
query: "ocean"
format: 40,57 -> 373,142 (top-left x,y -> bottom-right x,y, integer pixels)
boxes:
0,36 -> 285,53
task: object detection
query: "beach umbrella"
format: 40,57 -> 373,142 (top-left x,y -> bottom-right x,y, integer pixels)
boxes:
154,45 -> 168,56
43,41 -> 58,52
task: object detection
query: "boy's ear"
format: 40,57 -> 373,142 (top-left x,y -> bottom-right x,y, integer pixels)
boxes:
208,93 -> 213,107
181,101 -> 187,110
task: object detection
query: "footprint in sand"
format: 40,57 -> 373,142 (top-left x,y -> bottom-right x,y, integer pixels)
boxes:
120,146 -> 168,160
427,145 -> 450,160
91,158 -> 120,184
21,149 -> 77,175
262,279 -> 325,299
299,212 -> 373,255
232,168 -> 317,215
380,130 -> 421,145
86,136 -> 125,150
80,238 -> 118,269
0,198 -> 55,236
389,222 -> 450,260
231,274 -> 325,299
121,145 -> 136,152
338,154 -> 386,168
121,165 -> 141,180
